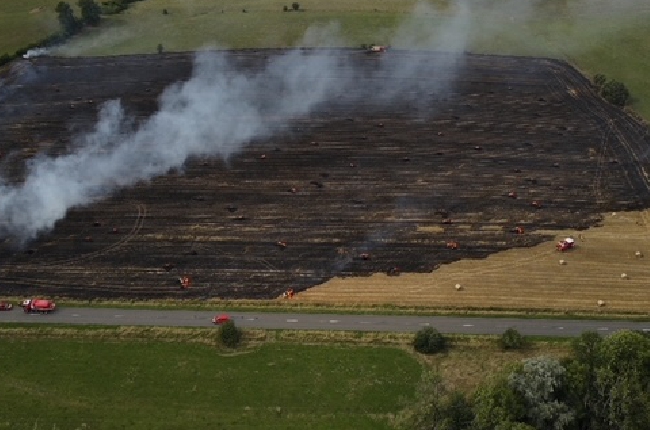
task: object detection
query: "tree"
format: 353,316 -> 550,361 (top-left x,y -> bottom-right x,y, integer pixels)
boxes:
78,0 -> 101,25
55,2 -> 81,36
292,2 -> 300,10
500,328 -> 526,350
396,372 -> 473,430
593,74 -> 607,90
601,80 -> 630,106
472,373 -> 527,430
413,327 -> 448,354
439,391 -> 474,430
591,330 -> 650,430
495,422 -> 537,430
508,357 -> 575,430
218,320 -> 243,348
157,43 -> 164,54
565,331 -> 603,430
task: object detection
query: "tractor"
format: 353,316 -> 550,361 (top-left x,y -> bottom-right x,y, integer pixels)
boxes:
556,238 -> 575,252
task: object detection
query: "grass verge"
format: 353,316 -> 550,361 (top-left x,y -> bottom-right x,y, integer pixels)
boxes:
3,296 -> 649,321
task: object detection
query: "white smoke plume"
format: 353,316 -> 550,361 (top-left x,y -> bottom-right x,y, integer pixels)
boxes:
0,50 -> 349,241
0,0 -> 473,243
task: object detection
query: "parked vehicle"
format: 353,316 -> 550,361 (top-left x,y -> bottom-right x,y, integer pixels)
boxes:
21,299 -> 56,314
0,301 -> 13,311
212,314 -> 231,325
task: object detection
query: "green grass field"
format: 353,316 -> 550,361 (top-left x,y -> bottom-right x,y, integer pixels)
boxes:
0,0 -> 62,56
0,339 -> 421,430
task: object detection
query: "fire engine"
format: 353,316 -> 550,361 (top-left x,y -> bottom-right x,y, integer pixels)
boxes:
556,238 -> 575,252
21,299 -> 56,314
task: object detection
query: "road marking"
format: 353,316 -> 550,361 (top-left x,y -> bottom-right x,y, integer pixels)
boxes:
643,328 -> 650,332
114,315 -> 123,318
72,314 -> 80,317
557,327 -> 564,330
359,321 -> 371,324
329,320 -> 339,323
246,318 -> 256,321
597,327 -> 610,331
286,319 -> 298,323
462,324 -> 474,327
419,322 -> 430,326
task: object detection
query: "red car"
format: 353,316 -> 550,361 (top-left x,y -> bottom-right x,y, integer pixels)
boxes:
211,314 -> 231,325
0,301 -> 13,311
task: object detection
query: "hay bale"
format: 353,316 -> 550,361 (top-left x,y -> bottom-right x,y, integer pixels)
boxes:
454,284 -> 462,291
635,251 -> 643,258
559,259 -> 566,265
597,300 -> 605,307
620,273 -> 629,279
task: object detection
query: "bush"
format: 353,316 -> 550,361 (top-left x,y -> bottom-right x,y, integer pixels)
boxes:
0,54 -> 13,67
413,327 -> 447,354
218,320 -> 243,348
500,328 -> 525,350
292,2 -> 300,11
601,80 -> 630,106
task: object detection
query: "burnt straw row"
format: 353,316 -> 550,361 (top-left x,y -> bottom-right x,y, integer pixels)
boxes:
0,49 -> 648,300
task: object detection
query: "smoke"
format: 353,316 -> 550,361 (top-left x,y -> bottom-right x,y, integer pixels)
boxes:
0,0 -> 484,243
0,48 -> 351,241
22,48 -> 49,59
463,0 -> 650,58
51,27 -> 136,57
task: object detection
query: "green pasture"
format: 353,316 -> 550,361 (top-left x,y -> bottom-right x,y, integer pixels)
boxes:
0,339 -> 421,430
0,0 -> 61,56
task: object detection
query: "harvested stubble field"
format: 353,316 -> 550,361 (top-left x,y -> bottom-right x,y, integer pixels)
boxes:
1,49 -> 649,312
298,210 -> 650,314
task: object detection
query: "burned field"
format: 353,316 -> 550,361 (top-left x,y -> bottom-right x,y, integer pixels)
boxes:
0,49 -> 648,301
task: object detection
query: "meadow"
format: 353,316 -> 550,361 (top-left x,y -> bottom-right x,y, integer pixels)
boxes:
0,326 -> 572,429
0,0 -> 61,56
0,337 -> 421,430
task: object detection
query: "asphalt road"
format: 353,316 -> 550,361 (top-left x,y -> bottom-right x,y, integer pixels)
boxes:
1,307 -> 650,336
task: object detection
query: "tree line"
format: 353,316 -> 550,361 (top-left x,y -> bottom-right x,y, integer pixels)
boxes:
0,0 -> 144,67
56,0 -> 146,37
403,328 -> 650,430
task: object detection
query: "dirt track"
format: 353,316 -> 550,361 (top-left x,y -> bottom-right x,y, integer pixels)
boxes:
0,49 -> 648,302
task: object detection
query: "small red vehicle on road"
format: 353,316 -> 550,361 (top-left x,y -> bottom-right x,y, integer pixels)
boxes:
212,314 -> 231,325
0,301 -> 13,311
21,299 -> 56,314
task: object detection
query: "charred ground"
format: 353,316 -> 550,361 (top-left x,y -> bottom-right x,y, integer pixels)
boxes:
0,49 -> 649,300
